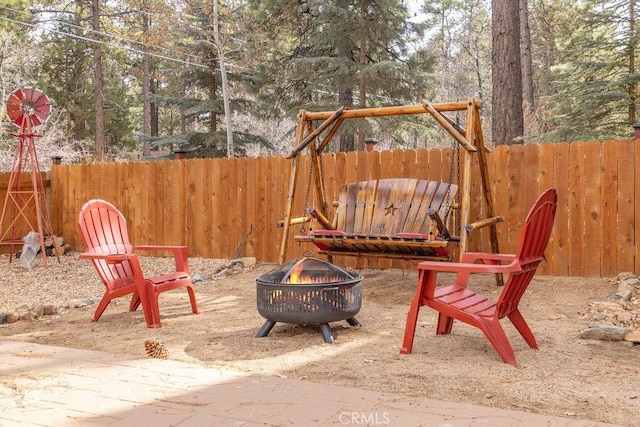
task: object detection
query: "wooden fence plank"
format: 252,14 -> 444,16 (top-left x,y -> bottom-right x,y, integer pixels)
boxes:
254,156 -> 268,260
635,140 -> 640,275
600,141 -> 618,277
404,149 -> 417,179
491,145 -> 510,256
568,142 -> 586,276
243,156 -> 258,258
583,141 -> 602,277
208,158 -> 223,259
506,144 -> 525,253
523,144 -> 540,217
234,157 -> 247,258
368,150 -> 381,181
552,143 -> 570,276
617,140 -> 635,272
537,143 -> 555,274
192,159 -> 206,256
356,150 -> 369,183
416,149 -> 429,179
143,161 -> 158,246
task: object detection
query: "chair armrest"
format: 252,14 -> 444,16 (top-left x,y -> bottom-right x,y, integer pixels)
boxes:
418,252 -> 520,275
133,245 -> 190,273
460,252 -> 516,264
78,252 -> 145,273
79,252 -> 129,263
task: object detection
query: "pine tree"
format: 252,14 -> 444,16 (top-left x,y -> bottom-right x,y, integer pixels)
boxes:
244,0 -> 428,152
535,0 -> 640,141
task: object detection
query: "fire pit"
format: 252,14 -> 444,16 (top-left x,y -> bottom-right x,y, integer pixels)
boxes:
255,257 -> 362,343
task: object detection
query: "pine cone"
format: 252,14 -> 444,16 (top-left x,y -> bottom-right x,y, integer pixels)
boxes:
144,339 -> 168,359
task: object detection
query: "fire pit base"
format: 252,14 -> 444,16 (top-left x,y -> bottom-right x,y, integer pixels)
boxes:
255,317 -> 361,344
254,257 -> 364,344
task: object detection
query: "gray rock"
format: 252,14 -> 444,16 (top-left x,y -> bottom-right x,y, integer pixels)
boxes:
74,299 -> 92,308
580,323 -> 628,341
5,312 -> 19,323
242,257 -> 257,267
624,330 -> 640,342
621,276 -> 640,288
17,309 -> 38,321
43,304 -> 58,315
192,273 -> 209,283
33,303 -> 45,317
214,268 -> 229,278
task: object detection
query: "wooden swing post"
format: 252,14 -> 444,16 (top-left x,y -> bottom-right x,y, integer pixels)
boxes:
277,110 -> 307,264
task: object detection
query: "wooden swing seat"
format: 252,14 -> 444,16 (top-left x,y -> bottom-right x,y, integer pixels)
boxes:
295,178 -> 459,261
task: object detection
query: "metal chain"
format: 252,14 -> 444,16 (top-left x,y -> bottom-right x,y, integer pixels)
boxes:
454,115 -> 461,234
441,114 -> 460,238
318,147 -> 328,211
301,147 -> 315,235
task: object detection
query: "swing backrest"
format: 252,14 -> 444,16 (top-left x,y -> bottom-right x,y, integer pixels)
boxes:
331,178 -> 457,238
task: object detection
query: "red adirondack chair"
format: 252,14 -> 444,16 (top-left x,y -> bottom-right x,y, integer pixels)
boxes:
400,188 -> 558,364
77,199 -> 199,328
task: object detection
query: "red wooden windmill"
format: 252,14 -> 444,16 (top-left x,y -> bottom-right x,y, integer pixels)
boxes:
0,87 -> 58,267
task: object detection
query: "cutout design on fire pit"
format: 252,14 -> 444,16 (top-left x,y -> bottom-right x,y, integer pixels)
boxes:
255,257 -> 362,343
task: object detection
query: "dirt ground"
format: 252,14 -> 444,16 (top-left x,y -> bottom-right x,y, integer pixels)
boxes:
1,253 -> 639,426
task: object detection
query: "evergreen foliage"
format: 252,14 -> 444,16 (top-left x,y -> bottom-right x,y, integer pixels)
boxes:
2,0 -> 640,168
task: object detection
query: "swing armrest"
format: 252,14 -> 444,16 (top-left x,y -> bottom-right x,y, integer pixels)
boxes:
306,206 -> 335,230
427,209 -> 451,239
465,216 -> 504,233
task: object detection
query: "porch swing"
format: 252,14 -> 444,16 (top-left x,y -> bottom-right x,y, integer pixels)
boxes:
277,98 -> 504,276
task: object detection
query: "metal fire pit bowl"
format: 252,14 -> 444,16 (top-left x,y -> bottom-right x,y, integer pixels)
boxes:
255,257 -> 363,344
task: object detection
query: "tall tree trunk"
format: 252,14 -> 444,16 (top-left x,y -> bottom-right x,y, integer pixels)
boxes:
357,0 -> 367,151
492,0 -> 524,145
142,7 -> 151,157
520,0 -> 534,117
91,0 -> 105,161
338,40 -> 354,152
629,0 -> 637,124
339,86 -> 355,152
150,77 -> 158,137
210,64 -> 217,132
213,0 -> 234,158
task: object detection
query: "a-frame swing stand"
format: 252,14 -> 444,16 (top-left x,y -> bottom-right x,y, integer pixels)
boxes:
277,98 -> 503,283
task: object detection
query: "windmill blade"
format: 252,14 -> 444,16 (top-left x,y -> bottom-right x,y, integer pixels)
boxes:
5,87 -> 52,128
30,88 -> 43,102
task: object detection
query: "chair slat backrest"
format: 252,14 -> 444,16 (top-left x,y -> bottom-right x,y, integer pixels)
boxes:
78,199 -> 135,290
496,188 -> 558,317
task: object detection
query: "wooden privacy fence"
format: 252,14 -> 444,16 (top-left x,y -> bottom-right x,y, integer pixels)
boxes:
1,140 -> 638,278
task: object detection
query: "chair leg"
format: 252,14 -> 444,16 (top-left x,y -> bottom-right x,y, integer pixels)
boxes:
400,295 -> 422,354
508,309 -> 538,349
436,313 -> 454,335
129,292 -> 141,312
146,287 -> 162,328
93,294 -> 113,322
186,285 -> 199,314
478,318 -> 517,365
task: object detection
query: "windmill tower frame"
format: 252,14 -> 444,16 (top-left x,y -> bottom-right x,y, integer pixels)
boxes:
0,87 -> 59,267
